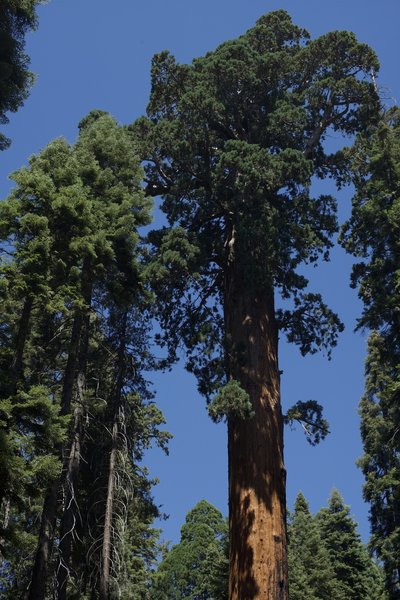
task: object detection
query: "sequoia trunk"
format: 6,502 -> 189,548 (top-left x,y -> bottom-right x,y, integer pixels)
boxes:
225,267 -> 287,600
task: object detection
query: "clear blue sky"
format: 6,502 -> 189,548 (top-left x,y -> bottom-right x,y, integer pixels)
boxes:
1,0 -> 399,546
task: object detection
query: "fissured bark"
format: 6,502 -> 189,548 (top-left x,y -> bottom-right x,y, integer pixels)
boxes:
225,266 -> 287,600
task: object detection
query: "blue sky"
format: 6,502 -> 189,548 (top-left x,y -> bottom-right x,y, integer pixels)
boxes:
1,0 -> 399,546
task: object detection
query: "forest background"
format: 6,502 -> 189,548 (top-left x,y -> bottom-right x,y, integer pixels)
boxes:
1,0 -> 399,547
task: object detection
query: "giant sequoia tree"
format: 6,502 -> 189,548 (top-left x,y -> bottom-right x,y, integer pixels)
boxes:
134,11 -> 379,599
342,107 -> 400,599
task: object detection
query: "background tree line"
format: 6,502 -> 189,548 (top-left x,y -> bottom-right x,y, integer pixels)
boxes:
150,494 -> 387,600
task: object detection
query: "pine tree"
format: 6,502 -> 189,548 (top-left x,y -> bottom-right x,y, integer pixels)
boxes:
153,500 -> 228,599
0,110 -> 169,598
359,335 -> 400,599
316,489 -> 385,600
135,10 -> 379,598
0,138 -> 72,596
341,107 -> 400,598
152,495 -> 386,600
288,493 -> 335,600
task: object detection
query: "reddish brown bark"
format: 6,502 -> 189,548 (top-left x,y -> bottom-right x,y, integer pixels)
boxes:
225,263 -> 287,599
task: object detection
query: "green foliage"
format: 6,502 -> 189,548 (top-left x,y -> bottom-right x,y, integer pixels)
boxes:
152,500 -> 228,600
135,9 -> 379,398
0,0 -> 41,149
288,491 -> 387,600
341,107 -> 400,334
288,492 -> 336,600
316,490 -> 386,600
277,293 -> 344,359
285,400 -> 329,446
152,494 -> 385,600
342,107 -> 400,598
207,379 -> 254,423
358,334 -> 400,599
0,111 -> 169,598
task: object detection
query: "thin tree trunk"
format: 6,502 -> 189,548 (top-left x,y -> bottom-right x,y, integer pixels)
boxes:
225,260 -> 287,600
27,317 -> 82,600
28,479 -> 59,600
29,259 -> 92,600
57,270 -> 92,600
28,313 -> 83,600
0,498 -> 11,566
56,391 -> 85,600
99,420 -> 119,600
99,311 -> 128,600
59,312 -> 84,416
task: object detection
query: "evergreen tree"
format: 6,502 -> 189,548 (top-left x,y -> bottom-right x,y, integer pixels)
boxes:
341,107 -> 400,598
153,500 -> 228,599
135,10 -> 379,598
0,111 -> 169,599
0,0 -> 42,149
0,138 -> 72,596
288,492 -> 335,600
152,494 -> 386,600
316,489 -> 385,600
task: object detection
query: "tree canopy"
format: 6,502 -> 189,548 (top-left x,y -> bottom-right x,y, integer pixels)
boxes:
0,111 -> 170,599
136,10 -> 380,395
0,0 -> 42,150
152,500 -> 228,600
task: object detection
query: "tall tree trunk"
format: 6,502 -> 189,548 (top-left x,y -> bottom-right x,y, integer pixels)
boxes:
28,479 -> 59,600
99,419 -> 118,600
0,498 -> 11,566
57,270 -> 92,600
99,311 -> 128,600
59,311 -> 84,416
29,259 -> 92,600
56,390 -> 85,600
28,314 -> 83,600
225,261 -> 287,600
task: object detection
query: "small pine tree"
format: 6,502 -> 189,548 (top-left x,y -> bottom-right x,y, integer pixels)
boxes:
288,492 -> 335,600
153,500 -> 227,599
316,490 -> 386,600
